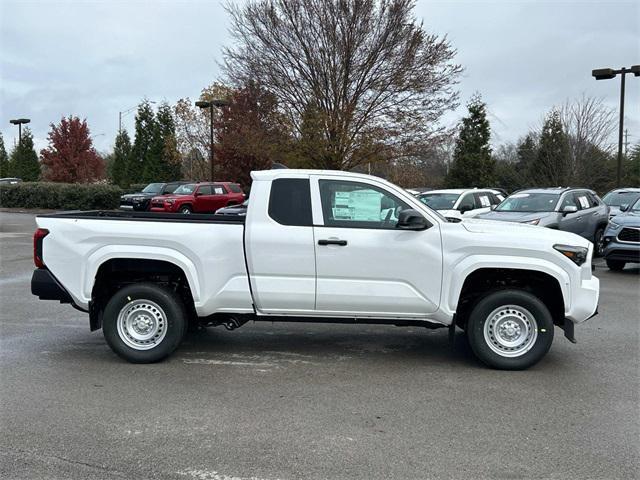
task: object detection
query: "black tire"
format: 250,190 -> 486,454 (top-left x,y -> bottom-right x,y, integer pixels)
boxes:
593,227 -> 605,257
102,283 -> 187,363
179,205 -> 192,215
466,289 -> 554,370
606,259 -> 625,271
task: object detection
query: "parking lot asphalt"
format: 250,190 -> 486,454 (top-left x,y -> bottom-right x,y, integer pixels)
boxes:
0,211 -> 638,480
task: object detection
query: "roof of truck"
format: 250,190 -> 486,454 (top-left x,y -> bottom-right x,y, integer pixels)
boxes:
252,169 -> 389,182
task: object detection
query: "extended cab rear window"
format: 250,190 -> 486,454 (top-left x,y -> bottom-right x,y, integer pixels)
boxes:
268,178 -> 312,226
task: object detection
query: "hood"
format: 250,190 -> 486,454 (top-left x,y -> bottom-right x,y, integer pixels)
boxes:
611,211 -> 640,227
155,194 -> 191,201
475,210 -> 554,223
461,218 -> 590,248
439,209 -> 462,220
608,206 -> 622,216
121,192 -> 156,200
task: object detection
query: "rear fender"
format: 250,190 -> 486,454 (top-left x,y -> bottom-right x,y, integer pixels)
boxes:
84,246 -> 201,306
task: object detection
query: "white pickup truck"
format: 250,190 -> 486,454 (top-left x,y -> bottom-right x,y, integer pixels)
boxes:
31,169 -> 599,369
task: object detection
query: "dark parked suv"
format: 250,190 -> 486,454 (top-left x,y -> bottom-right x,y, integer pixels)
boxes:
603,198 -> 640,270
119,182 -> 188,211
477,187 -> 610,255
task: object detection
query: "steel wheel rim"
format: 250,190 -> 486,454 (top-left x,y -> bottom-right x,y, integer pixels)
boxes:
117,299 -> 168,350
181,207 -> 191,214
483,305 -> 538,358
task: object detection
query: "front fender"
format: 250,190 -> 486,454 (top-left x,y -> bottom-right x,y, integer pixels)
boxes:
444,255 -> 571,314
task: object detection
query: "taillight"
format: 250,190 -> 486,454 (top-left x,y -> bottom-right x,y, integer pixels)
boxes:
33,228 -> 49,268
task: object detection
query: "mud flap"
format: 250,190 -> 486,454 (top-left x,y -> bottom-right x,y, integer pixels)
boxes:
562,318 -> 577,344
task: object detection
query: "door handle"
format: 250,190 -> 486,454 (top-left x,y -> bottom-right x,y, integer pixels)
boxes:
318,239 -> 347,246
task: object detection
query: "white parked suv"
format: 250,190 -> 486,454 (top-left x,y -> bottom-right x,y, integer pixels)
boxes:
31,170 -> 598,370
417,188 -> 505,220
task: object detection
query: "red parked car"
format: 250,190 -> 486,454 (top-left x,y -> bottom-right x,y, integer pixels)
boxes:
150,182 -> 245,214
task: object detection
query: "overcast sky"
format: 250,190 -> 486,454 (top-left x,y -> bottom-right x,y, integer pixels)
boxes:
1,0 -> 638,156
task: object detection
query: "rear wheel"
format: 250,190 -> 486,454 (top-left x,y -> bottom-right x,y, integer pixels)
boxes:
103,283 -> 186,363
179,205 -> 192,215
466,289 -> 554,370
606,259 -> 625,271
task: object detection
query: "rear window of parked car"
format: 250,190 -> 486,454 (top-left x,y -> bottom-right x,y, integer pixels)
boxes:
228,184 -> 243,193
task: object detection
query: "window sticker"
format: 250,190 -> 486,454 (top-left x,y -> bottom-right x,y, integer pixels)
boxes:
479,195 -> 491,207
214,187 -> 224,195
578,196 -> 589,209
332,189 -> 382,221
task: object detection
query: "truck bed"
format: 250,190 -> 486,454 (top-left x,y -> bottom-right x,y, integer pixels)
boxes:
37,210 -> 245,224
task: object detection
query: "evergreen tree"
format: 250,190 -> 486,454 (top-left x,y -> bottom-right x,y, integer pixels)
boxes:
530,110 -> 571,186
445,95 -> 495,187
111,129 -> 132,186
129,100 -> 157,183
624,144 -> 640,187
0,132 -> 8,178
144,102 -> 181,181
9,128 -> 40,181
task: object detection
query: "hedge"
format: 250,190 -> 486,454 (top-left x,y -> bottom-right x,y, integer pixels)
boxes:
0,182 -> 122,210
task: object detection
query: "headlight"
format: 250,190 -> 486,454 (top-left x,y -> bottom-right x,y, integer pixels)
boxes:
132,196 -> 144,202
553,244 -> 588,266
608,219 -> 621,230
166,199 -> 175,205
523,218 -> 540,225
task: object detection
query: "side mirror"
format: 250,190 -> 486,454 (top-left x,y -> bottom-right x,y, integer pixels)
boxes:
195,192 -> 203,197
459,204 -> 473,213
619,203 -> 629,212
562,205 -> 578,215
397,209 -> 430,230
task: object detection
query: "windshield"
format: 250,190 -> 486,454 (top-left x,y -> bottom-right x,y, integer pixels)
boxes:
173,184 -> 196,195
142,183 -> 163,194
631,198 -> 640,212
496,193 -> 560,212
603,191 -> 640,207
418,193 -> 460,210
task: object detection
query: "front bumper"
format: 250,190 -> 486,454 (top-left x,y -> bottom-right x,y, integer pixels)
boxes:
604,240 -> 640,263
566,276 -> 599,324
119,202 -> 148,211
150,205 -> 175,213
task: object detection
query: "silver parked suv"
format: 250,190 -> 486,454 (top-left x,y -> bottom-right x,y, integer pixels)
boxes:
477,187 -> 610,255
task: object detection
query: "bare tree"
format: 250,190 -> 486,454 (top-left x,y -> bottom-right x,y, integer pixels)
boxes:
559,95 -> 616,188
223,0 -> 462,170
174,83 -> 232,180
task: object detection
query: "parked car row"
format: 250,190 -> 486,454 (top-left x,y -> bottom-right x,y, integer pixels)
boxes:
411,185 -> 639,270
120,181 -> 245,214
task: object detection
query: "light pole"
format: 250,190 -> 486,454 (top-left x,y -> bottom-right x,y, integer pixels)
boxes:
196,99 -> 229,181
9,118 -> 31,147
592,65 -> 640,187
119,101 -> 156,133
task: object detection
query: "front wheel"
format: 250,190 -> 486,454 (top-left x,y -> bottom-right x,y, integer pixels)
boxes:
102,283 -> 187,363
606,259 -> 625,271
179,205 -> 192,215
466,289 -> 554,370
593,227 -> 605,257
